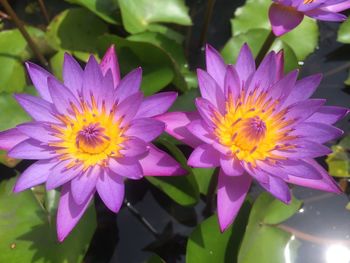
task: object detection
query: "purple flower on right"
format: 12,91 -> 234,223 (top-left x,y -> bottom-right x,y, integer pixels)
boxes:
269,0 -> 350,36
157,43 -> 349,231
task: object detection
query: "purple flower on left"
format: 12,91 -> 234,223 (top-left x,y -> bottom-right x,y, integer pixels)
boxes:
0,45 -> 186,241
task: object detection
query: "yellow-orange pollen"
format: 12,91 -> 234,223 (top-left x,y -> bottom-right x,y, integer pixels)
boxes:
213,90 -> 296,166
303,0 -> 315,4
49,96 -> 125,170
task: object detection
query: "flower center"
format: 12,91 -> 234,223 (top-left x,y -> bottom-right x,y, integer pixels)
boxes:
214,91 -> 295,165
50,98 -> 125,169
76,123 -> 110,154
303,0 -> 314,4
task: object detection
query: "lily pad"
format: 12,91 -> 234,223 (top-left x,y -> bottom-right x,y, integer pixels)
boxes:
118,0 -> 191,34
0,177 -> 96,263
238,193 -> 302,263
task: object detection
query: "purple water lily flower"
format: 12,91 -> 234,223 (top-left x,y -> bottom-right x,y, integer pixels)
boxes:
269,0 -> 350,36
157,44 -> 348,231
0,45 -> 186,241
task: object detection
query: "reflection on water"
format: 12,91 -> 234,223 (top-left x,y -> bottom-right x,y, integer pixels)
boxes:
326,244 -> 350,263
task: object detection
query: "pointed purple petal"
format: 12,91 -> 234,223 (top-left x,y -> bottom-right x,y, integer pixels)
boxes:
13,159 -> 55,192
125,118 -> 165,142
8,139 -> 57,159
235,43 -> 255,84
82,55 -> 104,106
259,175 -> 291,204
197,69 -> 225,113
14,94 -> 58,123
305,9 -> 346,21
114,92 -> 143,127
291,122 -> 343,143
273,139 -> 332,158
188,144 -> 220,168
206,44 -> 226,88
286,158 -> 342,193
25,62 -> 54,102
217,170 -> 252,231
187,120 -> 215,144
284,99 -> 325,124
100,45 -> 120,87
115,67 -> 142,103
224,65 -> 241,102
283,74 -> 322,107
96,170 -> 124,212
16,122 -> 57,143
71,166 -> 100,205
63,53 -> 83,98
0,128 -> 28,151
155,112 -> 203,148
48,77 -> 81,116
269,3 -> 304,36
120,137 -> 148,157
195,98 -> 220,129
46,161 -> 82,190
57,183 -> 93,242
135,92 -> 177,118
139,144 -> 186,176
307,106 -> 349,124
109,157 -> 143,179
220,155 -> 244,176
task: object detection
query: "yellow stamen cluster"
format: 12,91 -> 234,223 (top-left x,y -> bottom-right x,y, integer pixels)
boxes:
50,97 -> 125,170
214,90 -> 295,166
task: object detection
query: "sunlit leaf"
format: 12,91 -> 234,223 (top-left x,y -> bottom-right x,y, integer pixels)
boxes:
238,193 -> 302,263
146,254 -> 166,263
0,177 -> 96,263
326,137 -> 350,178
47,8 -> 108,61
118,0 -> 191,34
0,27 -> 45,92
65,0 -> 120,24
50,50 -> 65,80
186,203 -> 251,263
338,17 -> 350,43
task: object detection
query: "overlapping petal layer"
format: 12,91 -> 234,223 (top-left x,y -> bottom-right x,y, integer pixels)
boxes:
159,44 -> 348,231
0,45 -> 186,241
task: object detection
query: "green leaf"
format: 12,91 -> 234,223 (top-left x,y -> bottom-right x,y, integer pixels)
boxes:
47,8 -> 108,61
0,27 -> 45,93
186,203 -> 251,263
0,177 -> 96,262
128,31 -> 190,91
65,0 -> 120,24
146,139 -> 200,206
326,143 -> 350,177
230,0 -> 318,61
221,29 -> 298,72
338,17 -> 350,43
238,193 -> 302,263
98,34 -> 175,95
118,0 -> 191,34
192,168 -> 215,196
50,50 -> 65,80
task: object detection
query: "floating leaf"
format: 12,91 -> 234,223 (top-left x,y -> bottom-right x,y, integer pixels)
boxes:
0,27 -> 45,93
326,136 -> 350,178
0,177 -> 96,263
47,8 -> 108,61
118,0 -> 191,34
192,168 -> 215,196
186,203 -> 251,263
338,17 -> 350,43
238,193 -> 302,263
65,0 -> 120,24
50,50 -> 65,80
146,254 -> 166,263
